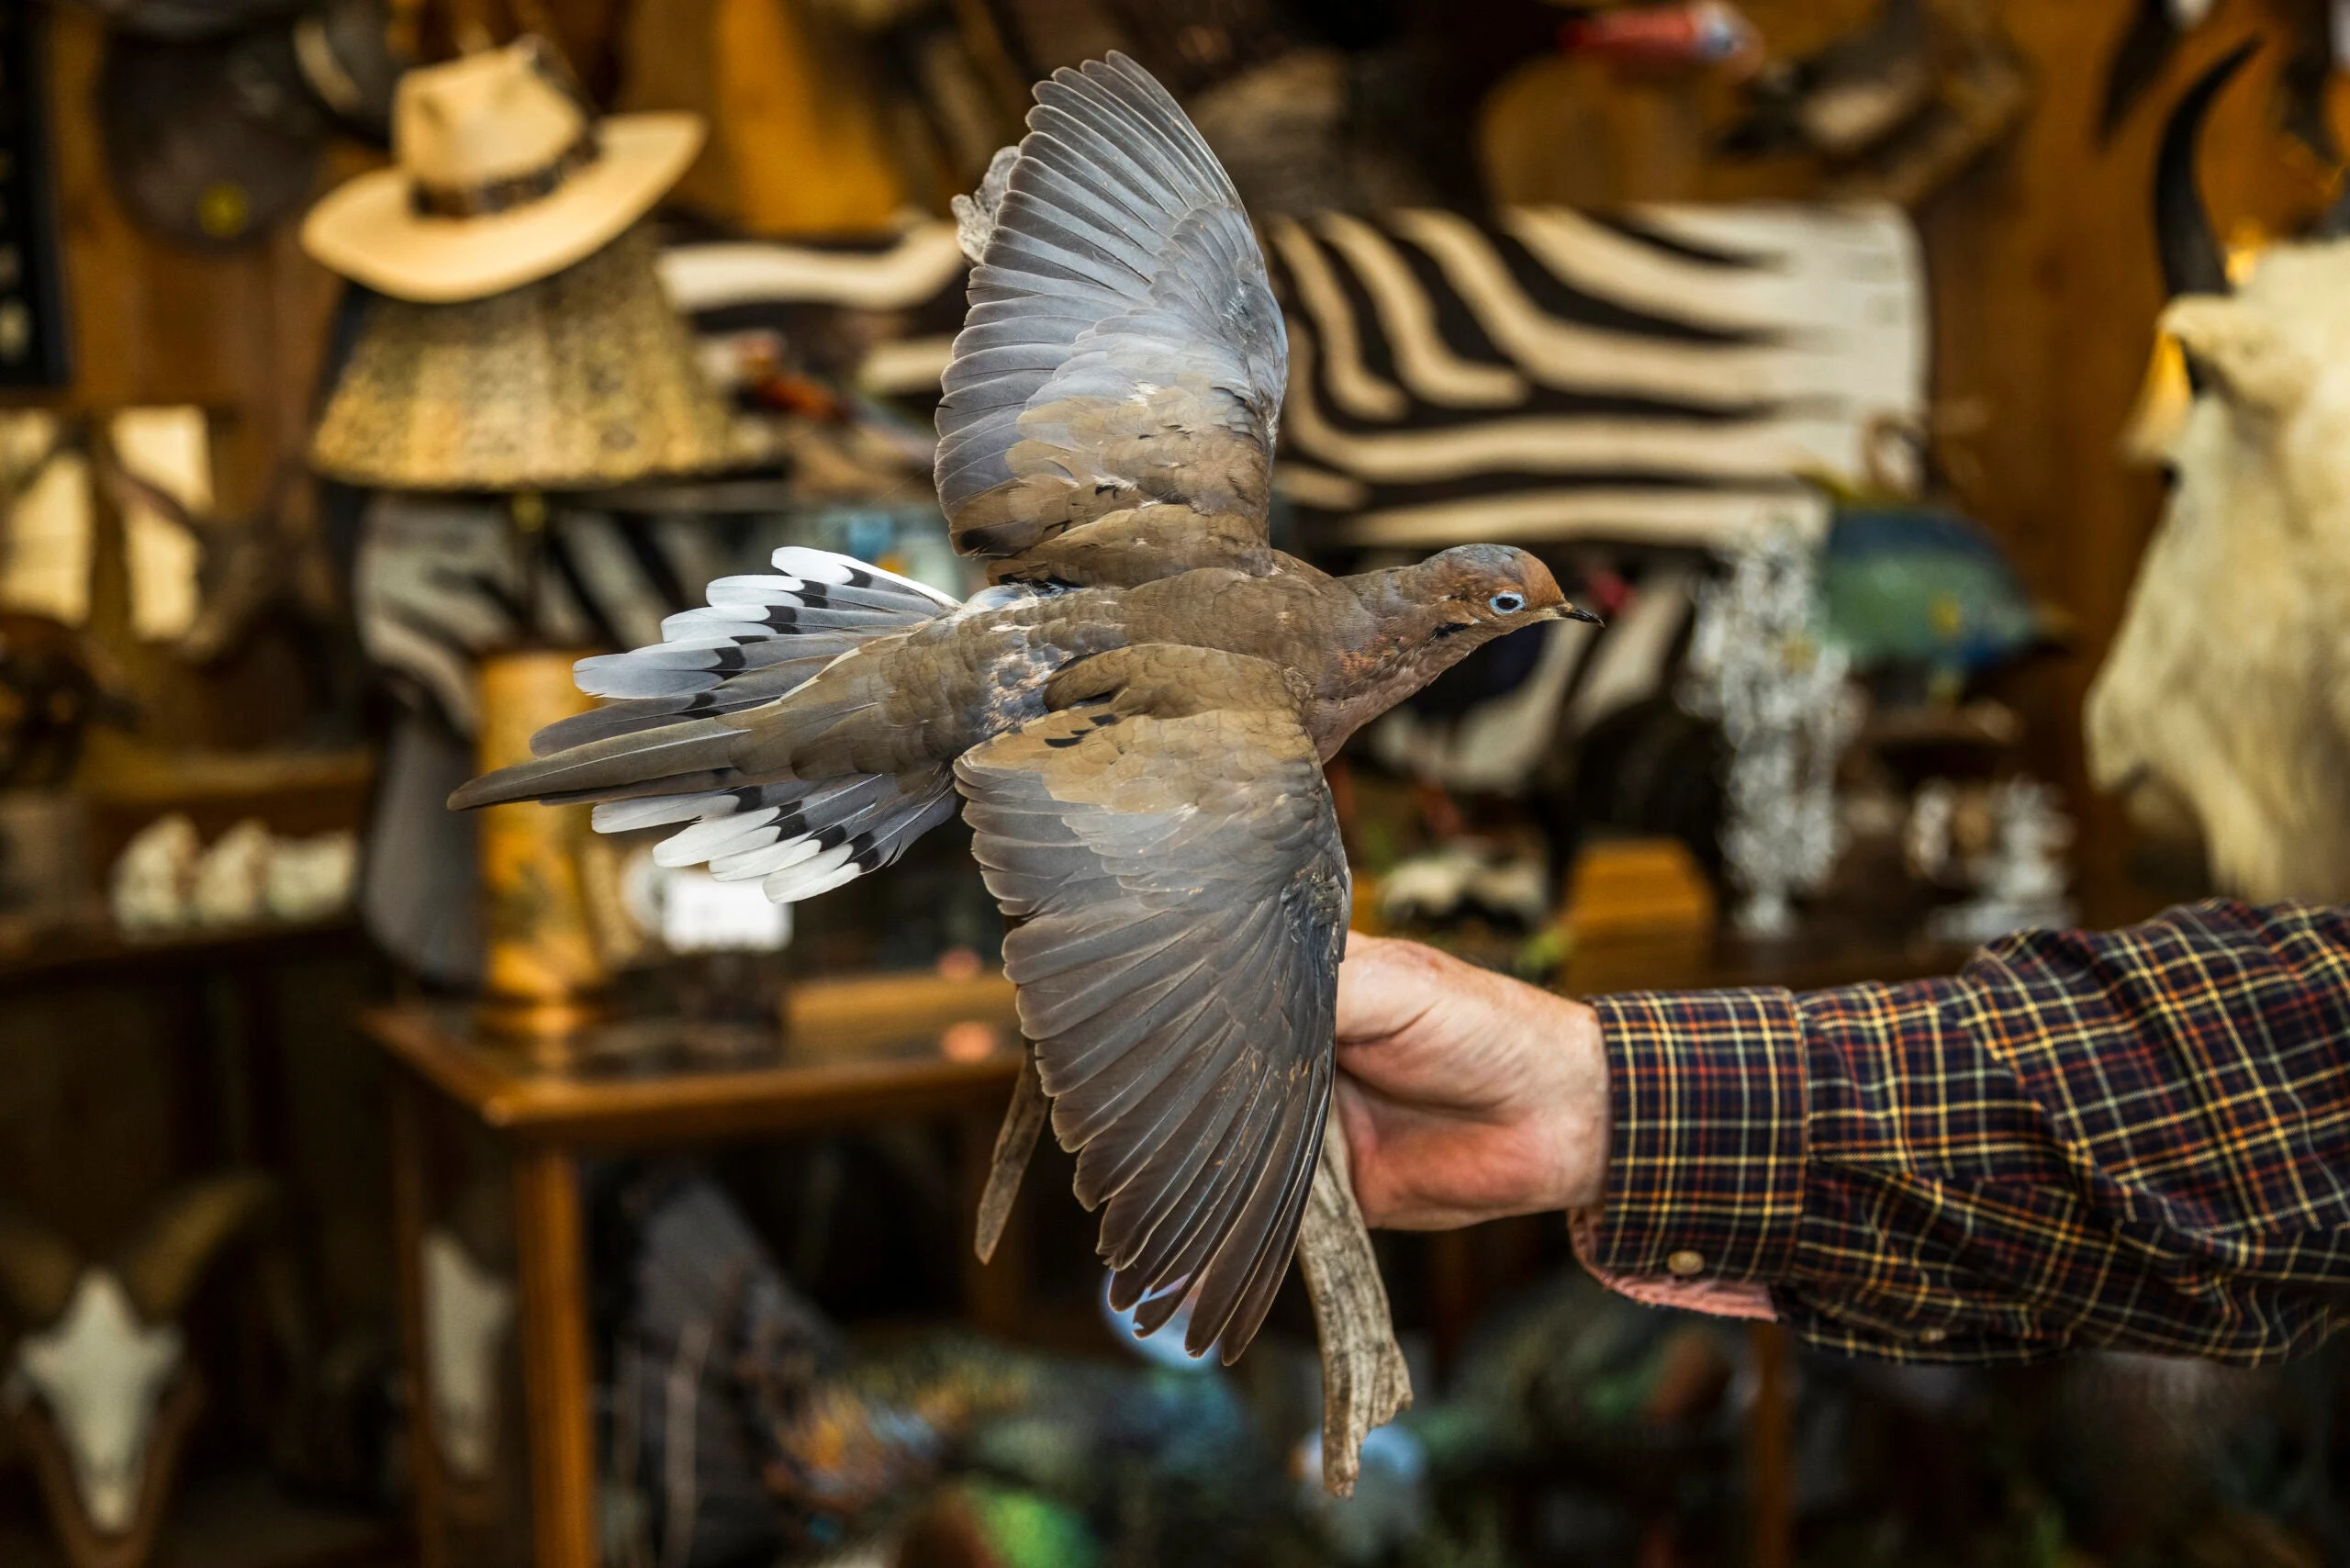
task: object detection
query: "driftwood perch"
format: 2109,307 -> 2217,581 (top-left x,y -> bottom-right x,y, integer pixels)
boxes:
974,1047 -> 1046,1266
972,1054 -> 1410,1495
1298,1108 -> 1413,1495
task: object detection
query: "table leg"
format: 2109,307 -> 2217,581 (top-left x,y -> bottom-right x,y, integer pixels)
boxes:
389,1075 -> 448,1568
1747,1320 -> 1794,1568
511,1144 -> 598,1568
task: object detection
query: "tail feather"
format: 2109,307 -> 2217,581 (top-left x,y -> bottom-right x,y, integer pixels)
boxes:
532,656 -> 838,756
666,775 -> 898,869
594,790 -> 760,834
758,783 -> 960,903
573,641 -> 857,701
449,547 -> 973,907
662,603 -> 918,639
447,718 -> 745,810
620,772 -> 957,902
571,546 -> 958,707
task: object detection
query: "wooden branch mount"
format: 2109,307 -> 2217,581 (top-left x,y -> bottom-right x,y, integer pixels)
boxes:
975,1049 -> 1411,1495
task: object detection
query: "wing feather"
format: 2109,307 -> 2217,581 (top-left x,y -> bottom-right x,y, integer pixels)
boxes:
936,53 -> 1288,588
956,650 -> 1344,1363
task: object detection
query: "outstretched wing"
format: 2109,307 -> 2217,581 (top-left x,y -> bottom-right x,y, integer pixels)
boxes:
955,648 -> 1343,1361
937,53 -> 1289,588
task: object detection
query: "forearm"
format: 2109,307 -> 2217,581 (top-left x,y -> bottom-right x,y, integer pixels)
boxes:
1578,900 -> 2350,1362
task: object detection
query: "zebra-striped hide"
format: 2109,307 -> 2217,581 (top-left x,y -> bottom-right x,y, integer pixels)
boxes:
655,206 -> 1923,555
1263,204 -> 1925,551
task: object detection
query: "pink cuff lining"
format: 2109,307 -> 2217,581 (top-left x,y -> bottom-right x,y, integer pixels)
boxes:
1567,1207 -> 1777,1321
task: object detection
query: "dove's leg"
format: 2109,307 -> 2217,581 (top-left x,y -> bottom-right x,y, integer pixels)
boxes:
1299,1108 -> 1412,1497
974,1046 -> 1047,1264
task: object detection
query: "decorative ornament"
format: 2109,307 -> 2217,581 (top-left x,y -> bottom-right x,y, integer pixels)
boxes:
1919,777 -> 2076,944
1680,518 -> 1860,936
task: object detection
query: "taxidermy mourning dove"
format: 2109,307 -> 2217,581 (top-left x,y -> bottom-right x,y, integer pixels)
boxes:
452,52 -> 1595,1485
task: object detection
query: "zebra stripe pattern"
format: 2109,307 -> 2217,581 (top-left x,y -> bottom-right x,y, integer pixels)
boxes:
1263,203 -> 1927,551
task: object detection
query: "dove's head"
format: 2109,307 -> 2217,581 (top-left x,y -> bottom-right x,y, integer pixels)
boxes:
1416,545 -> 1597,635
1360,544 -> 1601,695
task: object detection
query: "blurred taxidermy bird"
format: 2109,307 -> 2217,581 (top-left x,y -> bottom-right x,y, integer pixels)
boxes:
453,51 -> 1595,1447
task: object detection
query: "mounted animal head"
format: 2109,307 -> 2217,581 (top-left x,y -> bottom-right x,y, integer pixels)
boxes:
2085,44 -> 2350,900
96,454 -> 341,668
0,1175 -> 274,1538
421,1227 -> 515,1481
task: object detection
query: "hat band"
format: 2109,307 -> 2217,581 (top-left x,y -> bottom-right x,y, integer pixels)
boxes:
409,131 -> 603,219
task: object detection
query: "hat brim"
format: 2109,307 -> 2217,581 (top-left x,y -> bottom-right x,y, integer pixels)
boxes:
301,114 -> 704,303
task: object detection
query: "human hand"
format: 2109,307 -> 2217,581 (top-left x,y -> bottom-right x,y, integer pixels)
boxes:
1333,933 -> 1609,1229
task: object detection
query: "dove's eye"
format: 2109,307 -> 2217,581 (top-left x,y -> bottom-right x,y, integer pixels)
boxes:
1488,592 -> 1526,614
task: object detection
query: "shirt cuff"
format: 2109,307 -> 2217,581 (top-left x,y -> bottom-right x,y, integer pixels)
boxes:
1580,987 -> 1808,1290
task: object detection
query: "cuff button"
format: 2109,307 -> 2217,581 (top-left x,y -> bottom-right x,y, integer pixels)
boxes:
1666,1249 -> 1706,1277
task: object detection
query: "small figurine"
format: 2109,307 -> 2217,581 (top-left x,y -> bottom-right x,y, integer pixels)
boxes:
1919,777 -> 2076,944
1378,843 -> 1553,931
189,818 -> 272,928
109,815 -> 201,935
263,832 -> 359,924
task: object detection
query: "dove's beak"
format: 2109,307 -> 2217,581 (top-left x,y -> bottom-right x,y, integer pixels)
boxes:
1560,605 -> 1605,626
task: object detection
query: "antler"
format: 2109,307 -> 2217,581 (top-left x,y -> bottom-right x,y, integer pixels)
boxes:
0,1208 -> 83,1328
94,450 -> 202,537
115,1172 -> 277,1323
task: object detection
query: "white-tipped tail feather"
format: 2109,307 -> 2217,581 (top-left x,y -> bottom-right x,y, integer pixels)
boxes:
458,549 -> 968,905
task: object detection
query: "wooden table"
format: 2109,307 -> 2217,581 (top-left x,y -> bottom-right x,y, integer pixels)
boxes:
364,971 -> 1024,1568
371,924 -> 1977,1568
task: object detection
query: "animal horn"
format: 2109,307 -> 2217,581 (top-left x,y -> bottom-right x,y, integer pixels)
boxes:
0,1208 -> 83,1327
2154,40 -> 2257,298
95,448 -> 205,535
115,1172 -> 277,1323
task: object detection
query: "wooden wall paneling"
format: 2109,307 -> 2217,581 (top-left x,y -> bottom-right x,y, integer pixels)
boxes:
12,6 -> 349,754
0,980 -> 198,1252
1483,0 -> 2336,925
27,9 -> 341,419
1919,0 -> 2332,925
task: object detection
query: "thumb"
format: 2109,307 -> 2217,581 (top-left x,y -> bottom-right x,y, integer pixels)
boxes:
1336,931 -> 1446,1044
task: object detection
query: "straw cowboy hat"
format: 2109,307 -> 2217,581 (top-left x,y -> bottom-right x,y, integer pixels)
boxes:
310,225 -> 757,489
302,38 -> 702,302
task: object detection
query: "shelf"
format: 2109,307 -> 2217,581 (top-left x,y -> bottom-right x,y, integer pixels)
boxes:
0,915 -> 366,990
0,1465 -> 402,1568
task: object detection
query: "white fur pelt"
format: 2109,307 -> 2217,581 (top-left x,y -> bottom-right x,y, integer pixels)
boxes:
2087,243 -> 2350,902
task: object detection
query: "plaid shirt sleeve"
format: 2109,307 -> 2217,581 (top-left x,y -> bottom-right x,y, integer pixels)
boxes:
1575,901 -> 2350,1363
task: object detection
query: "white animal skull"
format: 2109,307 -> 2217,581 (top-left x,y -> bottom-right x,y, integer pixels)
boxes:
422,1228 -> 516,1480
2086,52 -> 2350,901
7,1271 -> 185,1536
0,1174 -> 272,1554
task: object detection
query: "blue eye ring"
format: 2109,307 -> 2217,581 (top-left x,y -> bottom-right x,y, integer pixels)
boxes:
1488,591 -> 1526,614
